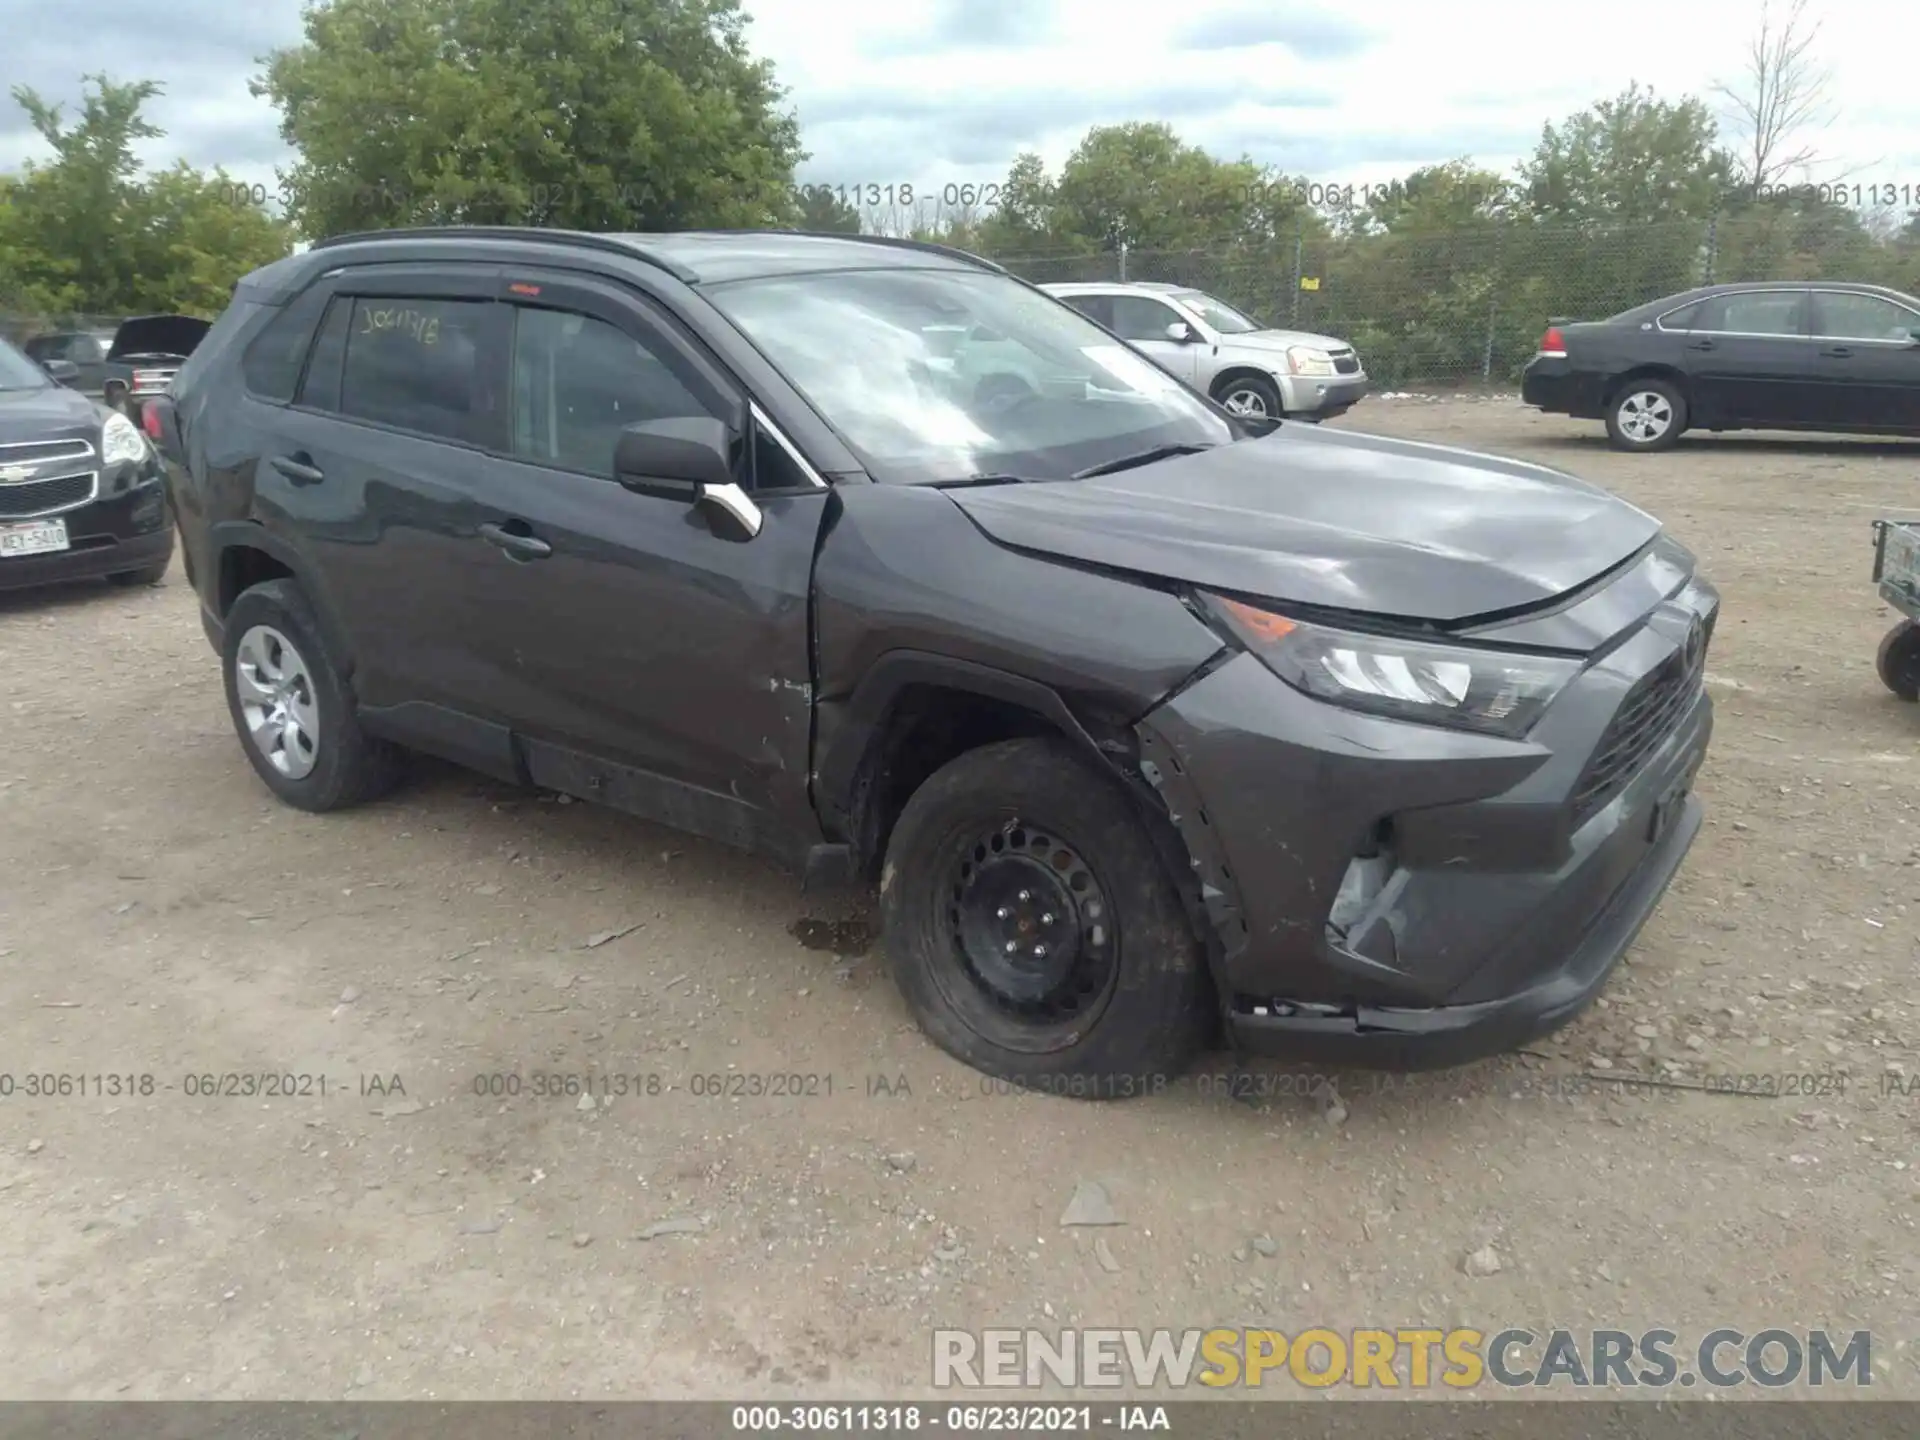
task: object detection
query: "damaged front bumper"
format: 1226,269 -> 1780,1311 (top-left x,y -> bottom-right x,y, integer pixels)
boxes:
1136,585 -> 1715,1071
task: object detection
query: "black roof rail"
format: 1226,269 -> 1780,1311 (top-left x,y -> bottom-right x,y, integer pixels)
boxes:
772,230 -> 1008,274
308,226 -> 699,282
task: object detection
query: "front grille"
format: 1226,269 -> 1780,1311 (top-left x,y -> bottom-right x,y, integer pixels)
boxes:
1570,612 -> 1714,827
1333,353 -> 1360,375
0,438 -> 93,467
0,470 -> 98,518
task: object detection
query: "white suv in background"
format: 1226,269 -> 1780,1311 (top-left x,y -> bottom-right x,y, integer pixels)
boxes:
1042,281 -> 1369,422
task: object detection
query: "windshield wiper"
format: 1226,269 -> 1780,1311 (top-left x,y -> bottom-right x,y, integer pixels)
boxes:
1072,443 -> 1215,479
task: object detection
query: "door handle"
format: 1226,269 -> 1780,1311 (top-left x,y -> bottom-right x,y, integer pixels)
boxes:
268,454 -> 324,485
478,521 -> 552,560
1685,340 -> 1716,352
1820,346 -> 1853,358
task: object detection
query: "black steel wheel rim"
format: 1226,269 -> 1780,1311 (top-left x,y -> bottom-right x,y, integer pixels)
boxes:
936,819 -> 1119,1039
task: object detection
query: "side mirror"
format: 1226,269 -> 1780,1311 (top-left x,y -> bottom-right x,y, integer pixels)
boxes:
613,417 -> 762,540
1165,321 -> 1197,344
41,358 -> 80,384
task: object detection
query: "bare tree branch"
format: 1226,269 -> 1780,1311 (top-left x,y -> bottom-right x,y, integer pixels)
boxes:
1710,0 -> 1838,196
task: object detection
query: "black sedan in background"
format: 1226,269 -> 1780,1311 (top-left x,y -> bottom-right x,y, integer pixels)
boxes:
0,335 -> 173,591
1522,281 -> 1920,451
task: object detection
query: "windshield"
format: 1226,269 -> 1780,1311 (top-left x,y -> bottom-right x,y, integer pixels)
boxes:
1172,290 -> 1264,335
707,268 -> 1236,483
0,338 -> 53,391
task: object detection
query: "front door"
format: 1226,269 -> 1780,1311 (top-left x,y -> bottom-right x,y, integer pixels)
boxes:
1106,294 -> 1202,382
458,273 -> 828,852
1679,288 -> 1813,427
1807,290 -> 1920,433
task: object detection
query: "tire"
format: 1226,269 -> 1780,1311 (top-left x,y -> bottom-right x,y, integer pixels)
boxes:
1876,620 -> 1920,701
1605,378 -> 1687,451
221,578 -> 403,812
107,561 -> 168,587
880,738 -> 1210,1097
1213,373 -> 1282,423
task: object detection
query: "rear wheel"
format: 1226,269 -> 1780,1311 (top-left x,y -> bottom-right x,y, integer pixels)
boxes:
1605,378 -> 1687,451
1876,620 -> 1920,701
880,738 -> 1210,1097
221,579 -> 403,812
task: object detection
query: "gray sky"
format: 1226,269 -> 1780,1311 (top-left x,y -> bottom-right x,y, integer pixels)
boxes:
1,0 -> 1914,212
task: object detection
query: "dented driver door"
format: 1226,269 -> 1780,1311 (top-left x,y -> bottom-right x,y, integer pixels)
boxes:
465,272 -> 828,858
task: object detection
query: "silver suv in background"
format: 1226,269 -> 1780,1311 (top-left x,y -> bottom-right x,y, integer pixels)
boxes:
1043,281 -> 1369,422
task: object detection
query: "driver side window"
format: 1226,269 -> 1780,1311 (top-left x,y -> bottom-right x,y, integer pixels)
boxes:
508,305 -> 718,477
1109,296 -> 1182,342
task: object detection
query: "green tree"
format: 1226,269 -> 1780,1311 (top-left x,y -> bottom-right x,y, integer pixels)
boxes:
0,75 -> 288,315
1521,84 -> 1734,225
3,75 -> 162,310
253,0 -> 805,239
794,183 -> 861,233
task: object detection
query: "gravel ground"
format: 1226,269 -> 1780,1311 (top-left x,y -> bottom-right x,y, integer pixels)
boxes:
1,397 -> 1917,1400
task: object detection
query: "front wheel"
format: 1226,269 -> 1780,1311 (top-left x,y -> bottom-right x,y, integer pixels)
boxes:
1605,379 -> 1687,451
880,738 -> 1211,1096
1214,373 -> 1282,422
1877,619 -> 1920,701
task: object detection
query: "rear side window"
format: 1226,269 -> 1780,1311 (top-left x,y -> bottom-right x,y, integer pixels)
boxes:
241,285 -> 332,401
299,298 -> 350,411
336,297 -> 495,444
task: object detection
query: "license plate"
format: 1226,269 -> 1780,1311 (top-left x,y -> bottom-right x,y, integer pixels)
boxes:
0,518 -> 69,558
1646,754 -> 1702,843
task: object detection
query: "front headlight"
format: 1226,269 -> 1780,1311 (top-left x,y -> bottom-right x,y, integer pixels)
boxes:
1286,346 -> 1335,377
1202,593 -> 1584,739
101,410 -> 149,467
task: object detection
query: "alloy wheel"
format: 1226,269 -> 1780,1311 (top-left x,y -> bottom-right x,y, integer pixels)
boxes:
233,624 -> 320,780
1222,387 -> 1270,418
1617,390 -> 1673,443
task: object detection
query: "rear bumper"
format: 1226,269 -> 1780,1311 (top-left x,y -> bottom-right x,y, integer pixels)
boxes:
0,472 -> 173,591
1521,357 -> 1607,417
1137,579 -> 1717,1071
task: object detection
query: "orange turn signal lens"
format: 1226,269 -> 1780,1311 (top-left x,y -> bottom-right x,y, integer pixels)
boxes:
1215,596 -> 1297,644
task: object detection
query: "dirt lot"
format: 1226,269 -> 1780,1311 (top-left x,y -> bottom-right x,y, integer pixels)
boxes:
2,397 -> 1918,1401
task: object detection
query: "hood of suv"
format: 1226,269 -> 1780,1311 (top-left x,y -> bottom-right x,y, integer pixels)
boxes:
1219,328 -> 1352,354
945,425 -> 1662,624
0,381 -> 103,444
108,314 -> 211,362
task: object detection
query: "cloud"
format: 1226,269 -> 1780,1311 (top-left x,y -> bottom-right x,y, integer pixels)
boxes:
0,0 -> 298,175
864,0 -> 1058,55
1171,5 -> 1377,58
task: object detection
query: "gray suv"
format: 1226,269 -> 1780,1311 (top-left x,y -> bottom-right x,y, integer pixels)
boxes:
155,227 -> 1712,1096
1045,281 -> 1369,421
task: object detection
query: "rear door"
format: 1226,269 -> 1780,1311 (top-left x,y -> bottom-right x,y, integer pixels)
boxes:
1807,290 -> 1920,433
1678,289 -> 1812,426
255,263 -> 511,760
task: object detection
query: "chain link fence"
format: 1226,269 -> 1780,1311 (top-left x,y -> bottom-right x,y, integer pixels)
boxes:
987,213 -> 1920,390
